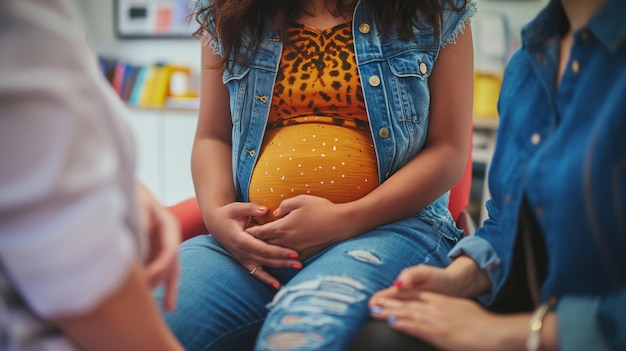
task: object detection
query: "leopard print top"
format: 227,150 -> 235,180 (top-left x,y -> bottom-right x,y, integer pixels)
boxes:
268,22 -> 368,129
248,22 -> 378,224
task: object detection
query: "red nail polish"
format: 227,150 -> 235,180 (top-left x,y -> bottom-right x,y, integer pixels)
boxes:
393,280 -> 403,288
289,253 -> 299,259
292,263 -> 302,270
272,283 -> 280,289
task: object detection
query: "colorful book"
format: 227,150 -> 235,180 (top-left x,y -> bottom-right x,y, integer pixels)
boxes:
150,64 -> 175,107
121,65 -> 140,102
138,65 -> 160,108
128,65 -> 148,106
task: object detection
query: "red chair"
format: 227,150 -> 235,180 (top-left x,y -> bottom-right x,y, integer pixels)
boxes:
167,196 -> 207,242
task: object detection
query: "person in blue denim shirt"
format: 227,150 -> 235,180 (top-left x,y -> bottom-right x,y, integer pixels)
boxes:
366,0 -> 626,350
155,0 -> 475,350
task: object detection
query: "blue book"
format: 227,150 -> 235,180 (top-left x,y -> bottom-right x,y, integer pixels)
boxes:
128,65 -> 148,106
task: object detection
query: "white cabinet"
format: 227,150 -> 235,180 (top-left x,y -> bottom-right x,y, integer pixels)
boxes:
162,112 -> 198,206
123,107 -> 198,206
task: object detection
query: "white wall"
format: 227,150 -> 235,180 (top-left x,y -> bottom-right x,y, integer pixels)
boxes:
77,0 -> 548,75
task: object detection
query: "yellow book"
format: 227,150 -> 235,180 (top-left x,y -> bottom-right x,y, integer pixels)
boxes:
138,65 -> 159,108
150,64 -> 174,108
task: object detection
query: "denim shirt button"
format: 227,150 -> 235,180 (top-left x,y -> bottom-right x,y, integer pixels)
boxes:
358,23 -> 371,34
535,53 -> 547,65
378,127 -> 390,138
505,194 -> 511,203
368,75 -> 381,87
531,133 -> 541,145
571,60 -> 580,74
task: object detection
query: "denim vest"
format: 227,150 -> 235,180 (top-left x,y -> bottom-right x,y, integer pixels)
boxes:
206,0 -> 475,237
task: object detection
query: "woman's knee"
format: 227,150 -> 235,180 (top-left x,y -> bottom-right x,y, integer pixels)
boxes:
257,275 -> 371,350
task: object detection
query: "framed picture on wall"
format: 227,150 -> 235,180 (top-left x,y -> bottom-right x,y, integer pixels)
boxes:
115,0 -> 196,39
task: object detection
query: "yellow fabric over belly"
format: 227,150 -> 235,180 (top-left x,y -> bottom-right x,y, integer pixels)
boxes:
249,123 -> 378,224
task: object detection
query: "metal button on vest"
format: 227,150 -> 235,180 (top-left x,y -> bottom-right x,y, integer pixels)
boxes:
419,62 -> 428,75
369,75 -> 381,87
531,133 -> 541,145
359,23 -> 371,34
378,127 -> 390,138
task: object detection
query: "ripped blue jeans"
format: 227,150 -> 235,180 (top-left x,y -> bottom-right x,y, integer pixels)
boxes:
156,215 -> 461,351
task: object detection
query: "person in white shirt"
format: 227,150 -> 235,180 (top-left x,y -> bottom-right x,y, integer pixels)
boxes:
0,1 -> 183,350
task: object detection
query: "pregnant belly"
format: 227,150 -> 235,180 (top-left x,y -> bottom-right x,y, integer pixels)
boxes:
248,123 -> 378,224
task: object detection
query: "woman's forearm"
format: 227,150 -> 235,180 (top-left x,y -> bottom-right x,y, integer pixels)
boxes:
191,137 -> 236,215
448,255 -> 492,297
53,260 -> 183,351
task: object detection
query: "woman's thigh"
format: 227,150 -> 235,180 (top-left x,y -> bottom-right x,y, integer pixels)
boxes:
154,235 -> 282,351
255,216 -> 456,351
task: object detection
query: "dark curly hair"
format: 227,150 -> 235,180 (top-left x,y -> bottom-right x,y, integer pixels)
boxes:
193,0 -> 467,66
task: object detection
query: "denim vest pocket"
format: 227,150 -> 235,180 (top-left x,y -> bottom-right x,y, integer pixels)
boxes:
385,49 -> 436,126
223,65 -> 251,125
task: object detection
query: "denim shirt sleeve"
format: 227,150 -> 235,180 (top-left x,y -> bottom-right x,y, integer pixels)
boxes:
439,0 -> 477,48
448,198 -> 507,305
557,287 -> 626,350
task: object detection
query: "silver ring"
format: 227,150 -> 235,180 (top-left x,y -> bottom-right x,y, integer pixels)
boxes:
249,266 -> 258,275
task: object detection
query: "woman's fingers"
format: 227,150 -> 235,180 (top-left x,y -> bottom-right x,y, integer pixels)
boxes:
241,234 -> 300,267
248,266 -> 282,290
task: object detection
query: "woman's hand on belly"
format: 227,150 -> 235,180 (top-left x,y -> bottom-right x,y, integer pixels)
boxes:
245,195 -> 358,260
206,202 -> 302,288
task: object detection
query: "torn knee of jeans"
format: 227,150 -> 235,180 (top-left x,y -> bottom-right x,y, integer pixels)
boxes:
263,331 -> 324,350
261,276 -> 369,350
268,275 -> 367,314
347,249 -> 382,264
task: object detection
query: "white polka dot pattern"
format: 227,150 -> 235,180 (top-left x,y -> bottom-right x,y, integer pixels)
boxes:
249,123 -> 378,224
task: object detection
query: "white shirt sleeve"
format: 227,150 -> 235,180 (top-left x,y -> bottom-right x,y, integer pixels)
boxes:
0,0 -> 142,318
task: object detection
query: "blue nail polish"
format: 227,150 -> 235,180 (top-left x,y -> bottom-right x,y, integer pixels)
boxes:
370,306 -> 382,314
387,316 -> 398,324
